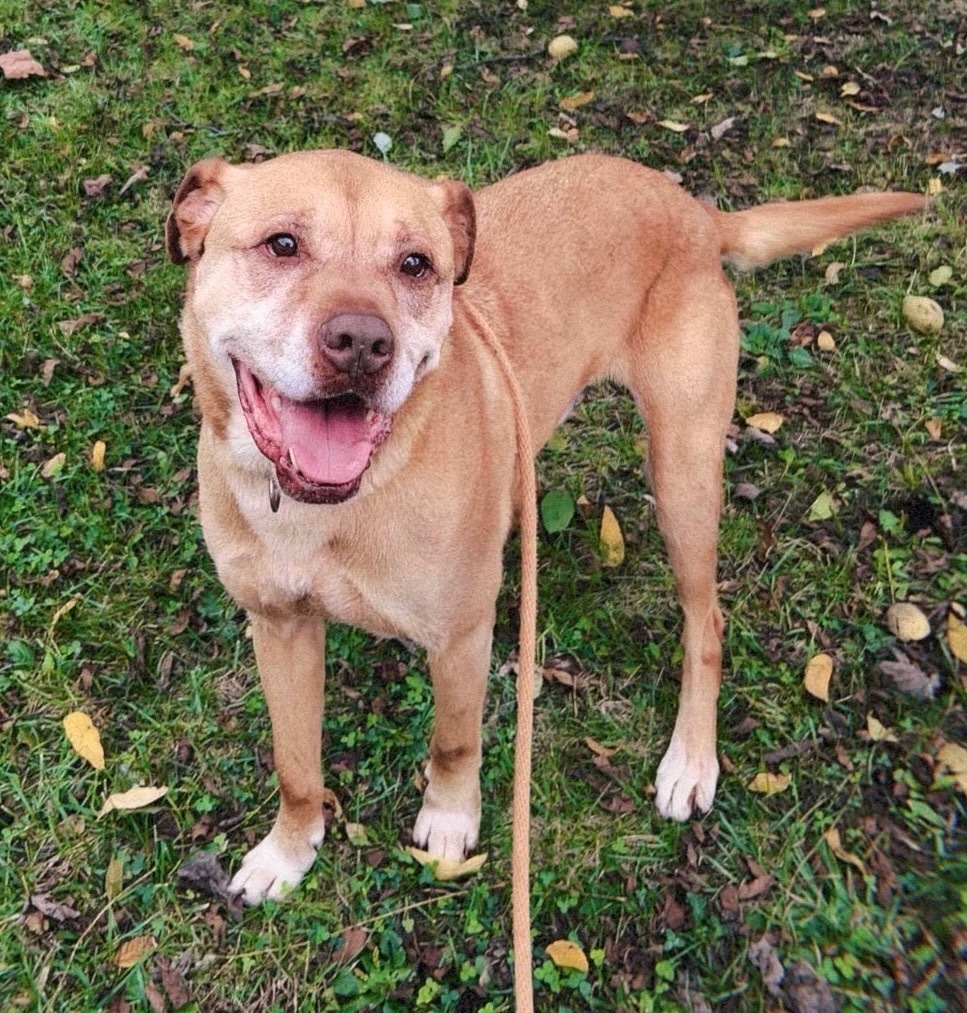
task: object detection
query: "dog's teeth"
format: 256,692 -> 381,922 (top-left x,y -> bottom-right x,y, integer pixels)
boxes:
268,473 -> 281,513
272,395 -> 282,412
287,448 -> 298,470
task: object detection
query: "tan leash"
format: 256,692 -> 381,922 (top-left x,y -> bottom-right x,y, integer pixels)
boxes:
462,301 -> 538,1013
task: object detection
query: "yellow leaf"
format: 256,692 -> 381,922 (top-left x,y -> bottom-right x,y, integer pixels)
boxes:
98,785 -> 168,817
748,772 -> 791,795
560,91 -> 595,112
927,176 -> 943,197
105,855 -> 124,900
608,5 -> 634,18
806,490 -> 837,522
658,119 -> 689,133
814,111 -> 842,125
804,653 -> 833,701
771,137 -> 791,148
114,935 -> 156,968
41,452 -> 66,478
548,35 -> 578,60
407,848 -> 488,881
49,596 -> 80,636
839,81 -> 860,96
5,408 -> 41,429
816,330 -> 835,352
63,711 -> 105,770
173,33 -> 194,51
947,611 -> 967,663
936,741 -> 967,774
585,737 -> 618,758
745,411 -> 783,433
91,440 -> 106,471
866,714 -> 897,743
886,602 -> 931,642
599,506 -> 625,567
824,261 -> 845,284
823,827 -> 865,872
924,418 -> 941,441
546,939 -> 589,973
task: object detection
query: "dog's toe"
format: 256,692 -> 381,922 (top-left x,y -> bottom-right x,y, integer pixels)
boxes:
229,826 -> 323,904
655,735 -> 719,822
412,804 -> 479,862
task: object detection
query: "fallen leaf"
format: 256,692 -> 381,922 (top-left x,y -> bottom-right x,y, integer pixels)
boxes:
816,330 -> 835,352
771,137 -> 791,148
0,49 -> 47,79
814,111 -> 842,125
91,440 -> 106,471
105,855 -> 124,900
733,482 -> 761,500
345,822 -> 369,847
878,650 -> 940,700
41,452 -> 66,478
924,418 -> 941,441
584,737 -> 618,758
927,177 -> 943,197
441,125 -> 462,153
61,247 -> 83,276
901,295 -> 944,334
63,711 -> 105,770
58,312 -> 105,336
407,848 -> 488,881
936,741 -> 967,775
806,490 -> 837,522
173,33 -> 194,51
803,653 -> 833,701
332,926 -> 368,963
710,115 -> 736,141
748,936 -> 785,996
608,4 -> 634,17
839,81 -> 860,96
599,505 -> 625,567
928,265 -> 953,287
545,939 -> 589,973
658,119 -> 689,133
748,772 -> 791,795
170,362 -> 193,398
948,611 -> 967,662
541,489 -> 576,533
823,827 -> 865,872
885,602 -> 931,642
99,785 -> 169,817
82,175 -> 112,198
5,408 -> 41,429
559,90 -> 595,112
866,713 -> 898,743
691,91 -> 714,104
936,352 -> 961,373
115,935 -> 156,968
819,64 -> 838,78
30,893 -> 81,922
738,874 -> 775,901
548,35 -> 578,60
176,851 -> 231,899
745,411 -> 783,433
824,261 -> 845,284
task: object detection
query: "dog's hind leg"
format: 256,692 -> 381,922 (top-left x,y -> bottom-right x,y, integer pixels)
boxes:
624,271 -> 739,821
413,619 -> 493,861
229,614 -> 328,903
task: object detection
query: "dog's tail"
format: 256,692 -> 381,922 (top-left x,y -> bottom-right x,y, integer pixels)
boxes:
713,191 -> 926,270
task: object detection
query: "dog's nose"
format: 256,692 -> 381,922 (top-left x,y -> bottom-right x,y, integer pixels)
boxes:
320,313 -> 394,377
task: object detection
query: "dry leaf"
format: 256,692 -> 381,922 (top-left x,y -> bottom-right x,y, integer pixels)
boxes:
748,772 -> 791,795
41,452 -> 66,478
63,711 -> 105,770
814,111 -> 842,125
91,440 -> 106,471
658,119 -> 689,133
5,408 -> 41,429
600,505 -> 625,567
823,827 -> 865,872
936,352 -> 961,373
804,653 -> 833,702
105,855 -> 124,900
608,5 -> 634,17
585,737 -> 618,758
947,611 -> 967,663
0,49 -> 47,79
901,295 -> 944,334
806,490 -> 837,522
407,848 -> 488,881
173,33 -> 194,51
771,137 -> 791,148
936,741 -> 967,775
824,261 -> 845,284
559,91 -> 595,112
745,411 -> 783,433
114,935 -> 156,968
866,714 -> 897,743
886,602 -> 931,642
547,35 -> 578,60
99,785 -> 169,817
878,650 -> 940,700
927,177 -> 943,196
923,417 -> 941,440
332,925 -> 368,963
816,330 -> 835,352
710,115 -> 736,141
839,81 -> 860,97
82,175 -> 112,198
545,939 -> 589,973
170,362 -> 193,398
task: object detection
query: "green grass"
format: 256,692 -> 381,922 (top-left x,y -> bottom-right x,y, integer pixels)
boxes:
2,0 -> 965,1009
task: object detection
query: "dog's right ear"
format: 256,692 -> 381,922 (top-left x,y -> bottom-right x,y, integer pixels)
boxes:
166,158 -> 235,265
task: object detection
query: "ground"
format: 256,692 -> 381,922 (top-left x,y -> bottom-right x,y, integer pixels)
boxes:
1,1 -> 965,1010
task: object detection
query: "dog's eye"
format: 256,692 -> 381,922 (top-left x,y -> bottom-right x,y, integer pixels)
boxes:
400,253 -> 431,278
265,233 -> 298,258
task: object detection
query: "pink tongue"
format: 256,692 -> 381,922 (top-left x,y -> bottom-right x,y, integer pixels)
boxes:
278,398 -> 373,485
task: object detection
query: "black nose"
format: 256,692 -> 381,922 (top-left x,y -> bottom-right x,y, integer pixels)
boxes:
320,313 -> 394,377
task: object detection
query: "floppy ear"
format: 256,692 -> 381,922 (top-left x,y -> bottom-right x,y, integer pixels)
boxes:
432,180 -> 476,285
166,157 -> 235,265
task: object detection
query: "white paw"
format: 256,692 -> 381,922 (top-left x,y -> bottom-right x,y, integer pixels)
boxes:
413,800 -> 480,862
655,734 -> 719,822
229,824 -> 324,904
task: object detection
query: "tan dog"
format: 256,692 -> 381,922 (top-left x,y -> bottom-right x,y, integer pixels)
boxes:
166,151 -> 922,903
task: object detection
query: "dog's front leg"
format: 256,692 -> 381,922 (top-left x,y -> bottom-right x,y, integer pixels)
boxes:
230,613 -> 327,904
413,621 -> 493,861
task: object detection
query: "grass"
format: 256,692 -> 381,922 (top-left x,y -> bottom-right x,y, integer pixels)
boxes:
2,0 -> 965,1009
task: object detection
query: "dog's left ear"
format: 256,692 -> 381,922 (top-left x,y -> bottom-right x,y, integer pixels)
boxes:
432,180 -> 476,285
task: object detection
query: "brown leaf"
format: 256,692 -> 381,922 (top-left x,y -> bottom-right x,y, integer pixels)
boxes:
783,960 -> 837,1013
173,33 -> 195,51
176,851 -> 231,899
823,827 -> 865,872
710,115 -> 736,141
948,610 -> 967,662
748,935 -> 785,996
61,247 -> 83,276
878,649 -> 940,700
332,926 -> 368,963
82,174 -> 112,198
114,935 -> 156,968
0,49 -> 47,79
30,893 -> 81,922
803,653 -> 833,701
143,982 -> 165,1013
545,939 -> 589,973
738,874 -> 775,901
58,312 -> 105,336
158,960 -> 191,1009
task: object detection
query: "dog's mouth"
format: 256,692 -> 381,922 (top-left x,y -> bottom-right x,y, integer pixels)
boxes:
233,360 -> 393,504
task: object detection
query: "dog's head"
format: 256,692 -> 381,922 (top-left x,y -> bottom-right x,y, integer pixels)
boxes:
167,150 -> 475,504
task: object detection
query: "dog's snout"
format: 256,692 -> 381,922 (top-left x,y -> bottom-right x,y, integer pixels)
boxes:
321,313 -> 394,377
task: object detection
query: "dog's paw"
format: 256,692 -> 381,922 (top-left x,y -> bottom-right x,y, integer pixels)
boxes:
412,802 -> 480,862
655,735 -> 719,822
229,824 -> 325,905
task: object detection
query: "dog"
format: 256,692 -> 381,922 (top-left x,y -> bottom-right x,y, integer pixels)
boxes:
166,150 -> 923,903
